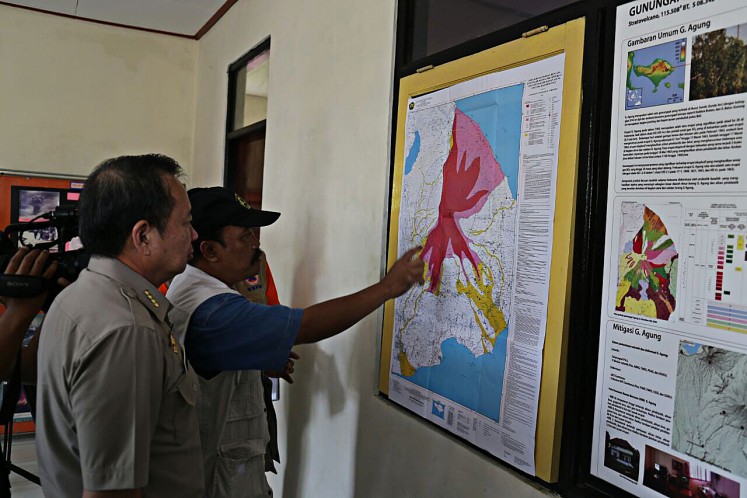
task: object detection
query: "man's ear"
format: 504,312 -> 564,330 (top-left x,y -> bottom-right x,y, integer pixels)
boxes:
199,240 -> 220,262
131,220 -> 153,255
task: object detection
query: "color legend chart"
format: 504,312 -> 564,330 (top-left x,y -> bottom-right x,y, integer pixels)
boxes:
706,234 -> 747,332
715,245 -> 724,301
713,234 -> 747,303
707,303 -> 747,333
679,208 -> 747,334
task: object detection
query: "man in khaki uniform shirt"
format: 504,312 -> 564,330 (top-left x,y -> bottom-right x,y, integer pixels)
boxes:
36,154 -> 201,498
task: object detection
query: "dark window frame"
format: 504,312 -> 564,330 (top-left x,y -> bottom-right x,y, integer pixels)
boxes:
224,36 -> 271,190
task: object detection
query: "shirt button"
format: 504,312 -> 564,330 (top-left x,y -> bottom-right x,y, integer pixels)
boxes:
192,383 -> 198,391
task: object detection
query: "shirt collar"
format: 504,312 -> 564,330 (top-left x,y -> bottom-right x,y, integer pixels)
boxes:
86,256 -> 172,323
176,263 -> 234,292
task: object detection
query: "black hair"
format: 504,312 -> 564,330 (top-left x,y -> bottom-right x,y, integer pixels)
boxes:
78,154 -> 183,257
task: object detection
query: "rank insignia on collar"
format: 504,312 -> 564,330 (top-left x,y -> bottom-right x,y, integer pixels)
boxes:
144,290 -> 160,308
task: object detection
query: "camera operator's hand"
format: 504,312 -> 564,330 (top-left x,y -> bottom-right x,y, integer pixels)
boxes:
1,247 -> 59,312
0,247 -> 67,382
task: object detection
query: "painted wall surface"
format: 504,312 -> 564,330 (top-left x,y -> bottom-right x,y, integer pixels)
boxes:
193,1 -> 559,496
1,1 -> 564,495
0,5 -> 197,177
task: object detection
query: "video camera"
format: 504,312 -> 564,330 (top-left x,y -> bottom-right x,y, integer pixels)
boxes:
0,205 -> 89,299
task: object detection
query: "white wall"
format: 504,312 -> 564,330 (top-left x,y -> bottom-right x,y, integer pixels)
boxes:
1,1 -> 564,495
0,5 -> 198,177
193,1 -> 559,496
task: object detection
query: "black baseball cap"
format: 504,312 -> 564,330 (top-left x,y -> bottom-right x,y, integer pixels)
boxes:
188,187 -> 280,234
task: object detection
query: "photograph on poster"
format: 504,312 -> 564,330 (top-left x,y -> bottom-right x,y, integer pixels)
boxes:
626,39 -> 687,110
604,431 -> 641,481
643,445 -> 739,498
11,186 -> 85,253
15,188 -> 63,251
691,22 -> 747,101
672,341 -> 747,477
17,190 -> 59,221
614,201 -> 680,321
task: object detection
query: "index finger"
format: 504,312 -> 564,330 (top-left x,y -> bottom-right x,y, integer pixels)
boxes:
400,246 -> 423,261
289,351 -> 301,360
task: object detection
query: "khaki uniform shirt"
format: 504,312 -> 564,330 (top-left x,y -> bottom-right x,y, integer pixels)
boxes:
36,257 -> 202,498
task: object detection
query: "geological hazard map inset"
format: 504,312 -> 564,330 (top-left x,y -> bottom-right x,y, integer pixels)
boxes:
616,202 -> 680,320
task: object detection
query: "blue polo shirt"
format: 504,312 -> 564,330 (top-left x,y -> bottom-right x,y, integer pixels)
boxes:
185,293 -> 302,379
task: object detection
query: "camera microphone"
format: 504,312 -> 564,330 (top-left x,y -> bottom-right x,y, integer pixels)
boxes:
42,205 -> 78,223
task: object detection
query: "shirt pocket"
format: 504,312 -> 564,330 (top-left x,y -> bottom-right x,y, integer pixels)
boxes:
220,372 -> 267,444
211,440 -> 270,498
211,373 -> 270,498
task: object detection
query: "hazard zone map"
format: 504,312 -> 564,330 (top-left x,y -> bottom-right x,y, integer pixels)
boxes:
393,87 -> 520,423
388,54 -> 566,475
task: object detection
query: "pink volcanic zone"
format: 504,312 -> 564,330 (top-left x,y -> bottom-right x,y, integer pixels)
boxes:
421,108 -> 505,293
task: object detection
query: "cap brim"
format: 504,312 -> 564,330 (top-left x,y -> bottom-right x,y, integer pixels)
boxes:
232,208 -> 281,228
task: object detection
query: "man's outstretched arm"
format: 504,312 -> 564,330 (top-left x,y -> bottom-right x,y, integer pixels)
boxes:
296,246 -> 425,344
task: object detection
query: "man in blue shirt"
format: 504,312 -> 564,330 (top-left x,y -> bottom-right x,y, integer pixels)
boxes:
166,186 -> 424,498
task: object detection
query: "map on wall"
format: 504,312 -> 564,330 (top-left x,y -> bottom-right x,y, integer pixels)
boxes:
386,53 -> 569,476
625,39 -> 687,110
392,85 -> 522,421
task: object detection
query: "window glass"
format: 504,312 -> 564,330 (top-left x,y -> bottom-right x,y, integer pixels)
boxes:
232,48 -> 270,131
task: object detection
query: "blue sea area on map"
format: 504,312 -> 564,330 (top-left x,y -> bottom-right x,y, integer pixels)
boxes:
456,84 -> 523,198
404,130 -> 421,176
681,342 -> 701,356
402,329 -> 508,421
627,39 -> 686,110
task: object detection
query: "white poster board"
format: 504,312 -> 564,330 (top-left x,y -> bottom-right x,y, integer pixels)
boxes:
591,1 -> 747,497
